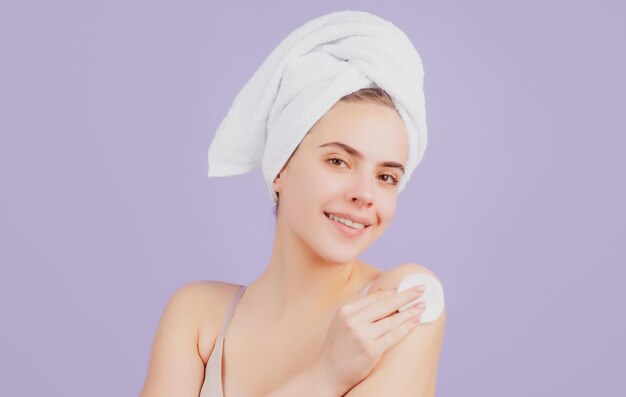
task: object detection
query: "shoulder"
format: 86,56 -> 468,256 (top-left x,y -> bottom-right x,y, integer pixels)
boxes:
346,263 -> 446,397
368,262 -> 443,293
168,279 -> 240,309
158,280 -> 240,325
164,279 -> 245,350
187,281 -> 246,363
139,280 -> 243,396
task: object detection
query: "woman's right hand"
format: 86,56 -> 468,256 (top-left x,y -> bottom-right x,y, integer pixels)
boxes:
315,286 -> 428,394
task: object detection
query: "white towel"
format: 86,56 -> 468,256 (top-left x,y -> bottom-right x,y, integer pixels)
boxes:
207,10 -> 428,203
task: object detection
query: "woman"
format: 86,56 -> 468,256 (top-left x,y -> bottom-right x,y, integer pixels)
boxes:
140,10 -> 446,397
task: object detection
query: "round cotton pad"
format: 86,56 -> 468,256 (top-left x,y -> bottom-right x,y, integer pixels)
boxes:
396,274 -> 445,324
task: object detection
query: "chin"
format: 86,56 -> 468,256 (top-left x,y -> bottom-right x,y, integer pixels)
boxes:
321,254 -> 358,267
316,241 -> 363,265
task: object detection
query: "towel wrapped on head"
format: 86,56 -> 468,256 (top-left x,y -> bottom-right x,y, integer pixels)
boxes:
207,10 -> 428,204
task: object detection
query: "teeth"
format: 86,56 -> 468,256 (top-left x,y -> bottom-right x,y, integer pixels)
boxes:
326,213 -> 366,229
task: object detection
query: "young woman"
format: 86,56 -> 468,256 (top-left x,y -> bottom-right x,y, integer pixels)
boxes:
141,10 -> 445,397
140,89 -> 446,397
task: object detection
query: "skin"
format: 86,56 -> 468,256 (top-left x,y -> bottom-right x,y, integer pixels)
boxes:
140,100 -> 445,397
251,99 -> 409,325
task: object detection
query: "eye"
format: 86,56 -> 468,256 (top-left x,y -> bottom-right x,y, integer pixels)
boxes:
328,156 -> 399,186
379,173 -> 399,185
327,156 -> 348,168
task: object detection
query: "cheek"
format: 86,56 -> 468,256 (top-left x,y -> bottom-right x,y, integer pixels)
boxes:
297,163 -> 336,196
377,196 -> 398,224
282,164 -> 328,215
387,198 -> 398,217
307,164 -> 348,196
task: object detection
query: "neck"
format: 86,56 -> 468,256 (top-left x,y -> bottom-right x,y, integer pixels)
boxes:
248,219 -> 365,322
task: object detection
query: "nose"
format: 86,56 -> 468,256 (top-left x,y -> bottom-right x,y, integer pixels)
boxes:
346,170 -> 374,207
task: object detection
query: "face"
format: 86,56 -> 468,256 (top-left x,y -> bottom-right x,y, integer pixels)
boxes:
272,100 -> 409,264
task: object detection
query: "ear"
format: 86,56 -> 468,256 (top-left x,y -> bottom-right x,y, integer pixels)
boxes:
272,158 -> 292,195
272,168 -> 284,194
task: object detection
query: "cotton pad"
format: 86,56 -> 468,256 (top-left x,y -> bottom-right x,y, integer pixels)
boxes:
397,274 -> 445,324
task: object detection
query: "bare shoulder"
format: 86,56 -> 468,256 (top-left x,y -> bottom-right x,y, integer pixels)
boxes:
346,263 -> 446,397
171,279 -> 240,311
368,262 -> 443,293
139,280 -> 242,397
193,280 -> 246,362
157,279 -> 240,330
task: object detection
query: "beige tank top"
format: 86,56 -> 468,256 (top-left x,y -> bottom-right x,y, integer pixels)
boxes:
199,280 -> 375,397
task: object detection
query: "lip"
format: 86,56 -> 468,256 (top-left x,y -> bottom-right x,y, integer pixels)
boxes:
324,211 -> 373,226
324,212 -> 370,239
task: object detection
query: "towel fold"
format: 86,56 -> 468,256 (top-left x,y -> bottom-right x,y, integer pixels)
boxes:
207,10 -> 428,203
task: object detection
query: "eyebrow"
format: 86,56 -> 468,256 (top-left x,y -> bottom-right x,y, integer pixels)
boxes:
318,141 -> 405,175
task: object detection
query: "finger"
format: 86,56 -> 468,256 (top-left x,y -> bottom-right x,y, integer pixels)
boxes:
355,287 -> 425,323
368,302 -> 426,340
371,310 -> 425,355
342,288 -> 395,314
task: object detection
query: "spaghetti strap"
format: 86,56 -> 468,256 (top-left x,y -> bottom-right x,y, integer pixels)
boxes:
200,284 -> 246,397
218,284 -> 246,338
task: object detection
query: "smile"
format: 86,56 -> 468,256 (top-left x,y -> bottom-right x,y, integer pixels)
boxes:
324,212 -> 370,238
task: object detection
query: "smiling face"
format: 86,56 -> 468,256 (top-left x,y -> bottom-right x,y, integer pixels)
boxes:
271,99 -> 409,264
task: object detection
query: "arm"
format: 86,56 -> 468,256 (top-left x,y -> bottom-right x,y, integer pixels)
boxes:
343,264 -> 447,397
139,282 -> 211,397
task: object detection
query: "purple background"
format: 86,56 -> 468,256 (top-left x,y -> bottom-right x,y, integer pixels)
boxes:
1,1 -> 624,396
